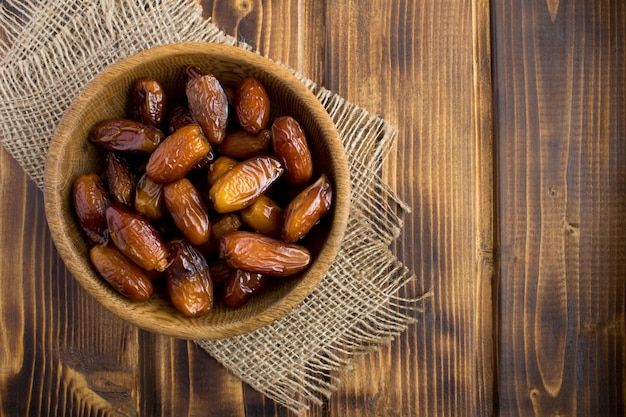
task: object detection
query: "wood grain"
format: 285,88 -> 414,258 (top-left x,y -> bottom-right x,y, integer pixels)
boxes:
322,1 -> 495,416
493,0 -> 626,416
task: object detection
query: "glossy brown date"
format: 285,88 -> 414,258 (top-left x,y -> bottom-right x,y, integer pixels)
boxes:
271,116 -> 313,185
209,155 -> 284,213
134,172 -> 165,220
234,77 -> 270,135
165,238 -> 214,317
185,66 -> 229,145
206,156 -> 237,186
282,174 -> 333,243
104,152 -> 136,207
89,118 -> 164,153
240,195 -> 284,238
220,231 -> 311,277
217,129 -> 271,160
72,173 -> 111,245
146,123 -> 212,183
222,269 -> 268,309
106,204 -> 169,272
90,242 -> 154,302
131,77 -> 167,128
163,177 -> 211,246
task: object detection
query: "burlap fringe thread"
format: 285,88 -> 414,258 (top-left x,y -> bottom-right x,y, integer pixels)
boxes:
0,0 -> 425,414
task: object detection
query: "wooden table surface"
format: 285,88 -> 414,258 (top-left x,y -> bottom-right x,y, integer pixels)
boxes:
1,1 -> 624,416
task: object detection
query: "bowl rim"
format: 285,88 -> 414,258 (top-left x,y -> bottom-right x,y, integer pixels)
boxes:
43,42 -> 351,340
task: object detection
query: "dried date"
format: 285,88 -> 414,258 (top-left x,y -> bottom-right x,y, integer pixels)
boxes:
165,238 -> 214,317
282,174 -> 333,243
89,118 -> 164,153
106,204 -> 169,272
209,155 -> 283,213
90,242 -> 154,302
222,269 -> 268,309
220,231 -> 311,277
234,77 -> 270,135
163,177 -> 211,246
185,66 -> 229,145
271,116 -> 313,185
72,173 -> 111,245
146,123 -> 212,183
131,77 -> 167,128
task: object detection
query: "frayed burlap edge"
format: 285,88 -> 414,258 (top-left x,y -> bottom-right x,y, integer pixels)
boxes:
0,0 -> 426,414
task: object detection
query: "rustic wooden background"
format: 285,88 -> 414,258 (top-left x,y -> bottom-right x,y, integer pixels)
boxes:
0,0 -> 624,416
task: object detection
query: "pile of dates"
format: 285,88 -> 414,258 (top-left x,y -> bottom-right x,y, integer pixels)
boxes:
72,67 -> 333,317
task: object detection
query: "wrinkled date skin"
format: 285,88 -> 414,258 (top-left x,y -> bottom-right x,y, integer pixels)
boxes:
185,66 -> 229,145
282,174 -> 333,243
90,243 -> 154,302
132,77 -> 167,128
240,195 -> 284,238
134,172 -> 165,220
163,177 -> 211,246
234,77 -> 270,135
218,129 -> 271,160
104,152 -> 136,207
220,231 -> 311,277
72,173 -> 111,245
146,123 -> 212,183
271,116 -> 313,186
223,269 -> 268,309
165,239 -> 214,317
106,204 -> 169,272
89,118 -> 164,153
209,155 -> 284,213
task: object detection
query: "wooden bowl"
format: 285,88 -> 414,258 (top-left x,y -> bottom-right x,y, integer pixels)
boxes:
44,42 -> 350,340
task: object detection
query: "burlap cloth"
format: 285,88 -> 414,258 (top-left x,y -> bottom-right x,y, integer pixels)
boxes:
0,0 -> 425,413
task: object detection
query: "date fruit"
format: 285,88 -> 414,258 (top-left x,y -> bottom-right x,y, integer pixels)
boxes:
209,155 -> 284,213
165,239 -> 214,317
106,204 -> 169,272
240,195 -> 283,237
271,116 -> 313,185
90,243 -> 154,302
72,173 -> 111,245
146,123 -> 212,183
282,174 -> 333,243
220,231 -> 311,277
131,77 -> 167,128
104,152 -> 136,207
206,156 -> 237,186
217,129 -> 271,160
223,269 -> 268,309
234,77 -> 270,135
89,118 -> 164,153
134,172 -> 165,220
163,177 -> 211,246
185,66 -> 229,145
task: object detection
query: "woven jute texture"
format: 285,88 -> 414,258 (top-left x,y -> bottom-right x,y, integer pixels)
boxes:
0,0 -> 423,413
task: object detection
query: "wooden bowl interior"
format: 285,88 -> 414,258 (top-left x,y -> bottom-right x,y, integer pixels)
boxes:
44,43 -> 350,339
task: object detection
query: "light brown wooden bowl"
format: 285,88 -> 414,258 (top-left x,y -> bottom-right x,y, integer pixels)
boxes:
44,42 -> 350,340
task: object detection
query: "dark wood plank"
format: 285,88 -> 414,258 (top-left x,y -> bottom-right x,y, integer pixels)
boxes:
492,1 -> 626,415
323,1 -> 495,416
0,147 -> 141,417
